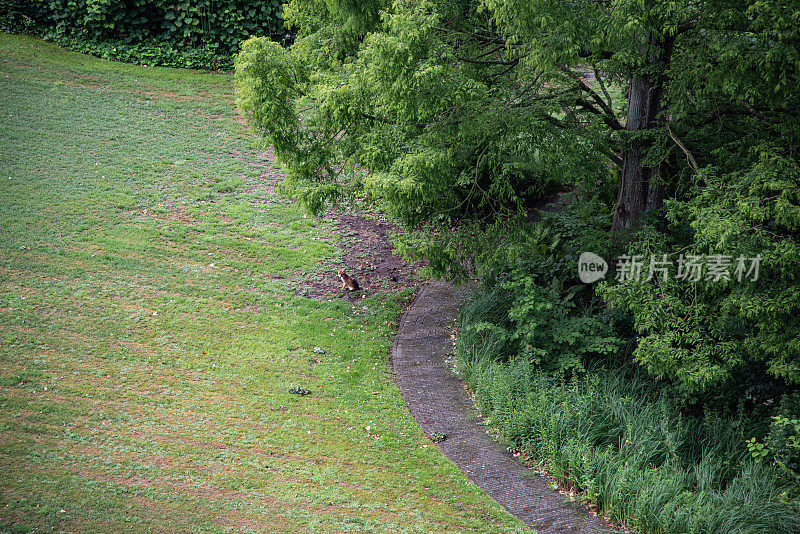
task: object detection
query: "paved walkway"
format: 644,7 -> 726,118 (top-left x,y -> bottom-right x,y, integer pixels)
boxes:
392,280 -> 620,534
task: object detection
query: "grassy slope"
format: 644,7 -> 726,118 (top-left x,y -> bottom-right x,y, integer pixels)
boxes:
0,34 -> 527,534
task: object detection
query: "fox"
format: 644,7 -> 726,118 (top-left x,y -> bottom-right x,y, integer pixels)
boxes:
338,269 -> 360,291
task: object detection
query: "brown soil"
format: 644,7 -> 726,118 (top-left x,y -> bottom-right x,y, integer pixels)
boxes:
298,209 -> 423,302
239,147 -> 424,302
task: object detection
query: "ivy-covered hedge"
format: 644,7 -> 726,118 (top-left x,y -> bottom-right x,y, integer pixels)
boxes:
1,0 -> 288,70
0,0 -> 52,34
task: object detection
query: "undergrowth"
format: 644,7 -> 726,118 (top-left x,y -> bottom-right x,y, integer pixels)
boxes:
46,36 -> 236,71
1,0 -> 288,70
458,260 -> 800,533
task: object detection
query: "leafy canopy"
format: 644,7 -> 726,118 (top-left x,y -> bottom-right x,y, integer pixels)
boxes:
235,0 -> 800,393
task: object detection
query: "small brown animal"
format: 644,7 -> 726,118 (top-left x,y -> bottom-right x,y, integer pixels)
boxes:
338,269 -> 360,291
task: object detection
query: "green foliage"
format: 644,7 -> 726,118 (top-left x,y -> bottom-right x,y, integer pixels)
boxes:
47,0 -> 285,51
1,0 -> 287,69
599,149 -> 800,395
389,188 -> 617,284
234,0 -> 606,228
455,333 -> 800,532
765,416 -> 800,479
0,0 -> 51,34
50,36 -> 235,69
501,279 -> 618,373
233,0 -> 800,273
458,203 -> 622,374
748,393 -> 800,482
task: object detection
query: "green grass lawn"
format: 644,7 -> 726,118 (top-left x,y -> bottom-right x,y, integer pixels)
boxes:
0,34 -> 527,533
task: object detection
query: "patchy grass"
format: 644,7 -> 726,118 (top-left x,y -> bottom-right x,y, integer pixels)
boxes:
0,34 -> 528,533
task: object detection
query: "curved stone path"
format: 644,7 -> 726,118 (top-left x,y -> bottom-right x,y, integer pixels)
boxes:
392,280 -> 621,534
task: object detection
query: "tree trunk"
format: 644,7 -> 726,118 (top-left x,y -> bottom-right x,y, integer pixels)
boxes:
612,33 -> 674,232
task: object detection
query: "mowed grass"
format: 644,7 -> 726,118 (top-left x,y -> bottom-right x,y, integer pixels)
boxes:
0,35 -> 527,534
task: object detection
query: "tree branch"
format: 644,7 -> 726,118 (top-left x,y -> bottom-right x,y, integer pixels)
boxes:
538,112 -> 567,129
434,25 -> 505,46
560,66 -> 623,130
482,60 -> 520,80
507,86 -> 577,109
576,97 -> 624,131
739,99 -> 767,121
675,14 -> 700,35
472,44 -> 505,60
577,49 -> 614,60
458,56 -> 519,66
505,71 -> 542,109
666,125 -> 700,173
592,65 -> 614,112
361,112 -> 394,125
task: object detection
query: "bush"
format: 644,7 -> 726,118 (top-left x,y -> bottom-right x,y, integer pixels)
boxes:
456,200 -> 624,374
747,392 -> 800,484
49,36 -> 236,70
464,273 -> 620,375
456,307 -> 800,532
0,0 -> 48,33
1,0 -> 289,70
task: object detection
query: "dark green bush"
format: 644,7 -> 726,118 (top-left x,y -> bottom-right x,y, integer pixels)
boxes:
2,0 -> 288,70
457,199 -> 623,374
51,36 -> 236,70
43,0 -> 286,53
0,0 -> 51,34
457,311 -> 800,532
465,271 -> 620,374
747,392 -> 800,482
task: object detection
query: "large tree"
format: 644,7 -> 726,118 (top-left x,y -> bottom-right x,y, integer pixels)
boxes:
236,0 -> 613,223
235,0 -> 800,391
235,0 -> 797,226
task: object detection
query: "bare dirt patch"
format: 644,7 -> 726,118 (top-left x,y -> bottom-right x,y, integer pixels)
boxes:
299,209 -> 423,302
236,148 -> 424,302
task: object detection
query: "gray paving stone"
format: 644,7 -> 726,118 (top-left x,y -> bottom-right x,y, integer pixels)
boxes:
392,280 -> 621,534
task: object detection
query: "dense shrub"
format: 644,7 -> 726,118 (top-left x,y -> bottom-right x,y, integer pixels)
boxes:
456,200 -> 623,373
1,0 -> 288,69
456,199 -> 800,531
0,0 -> 51,34
748,392 -> 800,483
44,0 -> 286,52
457,297 -> 800,532
466,266 -> 621,374
51,36 -> 235,70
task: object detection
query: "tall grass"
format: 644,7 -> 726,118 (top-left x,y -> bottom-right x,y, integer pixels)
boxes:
458,288 -> 800,533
